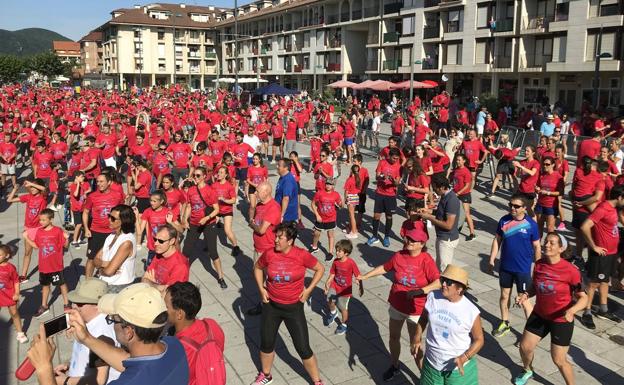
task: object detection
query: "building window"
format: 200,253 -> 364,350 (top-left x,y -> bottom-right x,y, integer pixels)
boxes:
158,30 -> 165,40
523,88 -> 548,104
134,29 -> 141,38
448,10 -> 463,33
158,43 -> 165,58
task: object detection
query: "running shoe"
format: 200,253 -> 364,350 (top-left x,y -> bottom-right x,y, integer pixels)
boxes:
593,310 -> 622,323
19,276 -> 28,284
335,324 -> 348,335
513,370 -> 533,385
382,365 -> 400,382
492,321 -> 510,337
325,253 -> 334,262
309,246 -> 320,253
466,234 -> 476,242
367,236 -> 380,246
16,332 -> 28,344
557,222 -> 567,231
324,311 -> 338,326
34,306 -> 49,319
345,232 -> 358,239
580,313 -> 596,330
382,236 -> 390,247
250,372 -> 273,385
231,246 -> 241,257
218,278 -> 228,289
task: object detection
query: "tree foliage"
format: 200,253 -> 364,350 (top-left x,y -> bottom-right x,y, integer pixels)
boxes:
0,51 -> 66,83
0,55 -> 25,83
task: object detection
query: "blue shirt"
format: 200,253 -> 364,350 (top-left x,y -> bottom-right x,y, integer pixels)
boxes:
496,214 -> 540,273
540,122 -> 555,137
275,172 -> 299,222
110,336 -> 189,385
476,111 -> 486,126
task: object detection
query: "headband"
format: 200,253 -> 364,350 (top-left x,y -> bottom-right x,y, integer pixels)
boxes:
558,234 -> 568,252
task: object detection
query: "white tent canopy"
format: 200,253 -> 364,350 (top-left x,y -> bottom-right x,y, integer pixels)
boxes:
212,78 -> 267,84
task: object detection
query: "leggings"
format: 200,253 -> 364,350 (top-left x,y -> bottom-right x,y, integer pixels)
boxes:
260,301 -> 313,359
183,223 -> 219,261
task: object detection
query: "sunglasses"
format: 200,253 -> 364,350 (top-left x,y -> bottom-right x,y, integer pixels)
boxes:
108,214 -> 120,221
440,277 -> 460,287
155,237 -> 172,244
71,302 -> 87,308
105,315 -> 125,325
508,203 -> 524,209
193,173 -> 203,178
543,163 -> 553,166
320,155 -> 327,158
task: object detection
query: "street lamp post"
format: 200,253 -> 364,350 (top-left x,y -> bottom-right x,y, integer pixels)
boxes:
592,26 -> 612,110
234,0 -> 239,100
409,17 -> 416,103
172,12 -> 182,86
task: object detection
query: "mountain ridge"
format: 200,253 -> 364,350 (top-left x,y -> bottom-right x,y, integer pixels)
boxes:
0,28 -> 73,56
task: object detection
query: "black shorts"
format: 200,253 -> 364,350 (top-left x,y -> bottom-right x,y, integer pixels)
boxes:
236,167 -> 248,181
373,194 -> 397,215
87,231 -> 109,259
496,160 -> 515,175
39,270 -> 65,286
525,312 -> 574,347
314,221 -> 336,231
572,210 -> 590,230
248,185 -> 257,194
136,197 -> 151,213
273,138 -> 283,147
217,212 -> 233,218
458,193 -> 472,204
72,211 -> 83,226
356,192 -> 367,213
586,251 -> 616,283
499,269 -> 532,292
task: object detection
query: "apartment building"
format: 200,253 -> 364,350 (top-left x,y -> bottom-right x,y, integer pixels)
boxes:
52,41 -> 81,63
96,3 -> 227,89
215,0 -> 623,109
79,31 -> 103,74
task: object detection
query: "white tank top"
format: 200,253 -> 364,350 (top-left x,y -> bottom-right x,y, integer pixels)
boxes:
100,232 -> 136,286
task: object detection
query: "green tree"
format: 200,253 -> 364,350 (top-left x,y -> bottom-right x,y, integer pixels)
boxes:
28,51 -> 65,78
0,55 -> 25,83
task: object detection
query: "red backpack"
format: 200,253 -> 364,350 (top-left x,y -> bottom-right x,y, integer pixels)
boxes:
178,319 -> 226,385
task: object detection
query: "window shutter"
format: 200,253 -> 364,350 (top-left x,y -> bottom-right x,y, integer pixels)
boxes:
475,41 -> 486,64
158,43 -> 165,57
403,17 -> 414,35
586,33 -> 596,61
447,44 -> 457,65
477,6 -> 489,28
402,47 -> 412,64
600,32 -> 615,56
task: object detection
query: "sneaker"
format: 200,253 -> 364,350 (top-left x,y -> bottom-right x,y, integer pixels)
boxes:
382,236 -> 390,247
367,236 -> 380,246
382,365 -> 400,382
309,246 -> 320,253
71,241 -> 81,248
34,306 -> 49,319
48,204 -> 58,212
466,234 -> 476,242
218,278 -> 228,289
16,332 -> 28,344
19,276 -> 28,284
557,222 -> 567,231
231,246 -> 241,257
64,304 -> 72,312
324,311 -> 338,326
251,372 -> 273,385
325,253 -> 334,262
513,370 -> 534,385
580,313 -> 596,329
79,238 -> 88,245
335,324 -> 348,335
246,303 -> 263,316
492,321 -> 511,337
593,309 -> 622,323
345,232 -> 358,239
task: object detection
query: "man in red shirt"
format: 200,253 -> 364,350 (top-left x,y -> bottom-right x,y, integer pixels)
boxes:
82,174 -> 125,277
167,131 -> 192,183
368,148 -> 402,247
230,132 -> 255,193
143,224 -> 190,291
165,282 -> 225,385
576,131 -> 602,165
460,129 -> 487,189
579,184 -> 624,328
0,131 -> 17,190
32,141 -> 53,184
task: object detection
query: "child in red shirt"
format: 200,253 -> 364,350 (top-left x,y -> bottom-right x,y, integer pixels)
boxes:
310,178 -> 343,261
25,209 -> 70,318
323,240 -> 364,335
0,244 -> 28,343
68,171 -> 91,247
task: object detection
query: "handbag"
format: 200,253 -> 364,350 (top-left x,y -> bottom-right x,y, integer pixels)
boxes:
196,186 -> 215,218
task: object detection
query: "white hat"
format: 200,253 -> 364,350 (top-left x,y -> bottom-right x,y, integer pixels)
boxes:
98,283 -> 167,328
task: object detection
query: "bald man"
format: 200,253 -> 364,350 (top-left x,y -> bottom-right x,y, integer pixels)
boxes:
247,182 -> 282,316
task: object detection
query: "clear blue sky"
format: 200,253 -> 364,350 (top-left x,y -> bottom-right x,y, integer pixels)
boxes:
0,0 -> 248,40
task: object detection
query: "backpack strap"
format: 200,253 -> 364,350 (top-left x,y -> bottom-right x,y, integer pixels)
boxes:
200,318 -> 215,342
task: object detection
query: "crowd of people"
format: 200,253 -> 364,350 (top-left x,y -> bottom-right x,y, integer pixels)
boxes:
0,82 -> 622,385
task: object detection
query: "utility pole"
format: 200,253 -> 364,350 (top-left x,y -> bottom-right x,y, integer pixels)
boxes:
172,12 -> 181,86
592,26 -> 603,110
408,17 -> 416,104
234,0 -> 239,100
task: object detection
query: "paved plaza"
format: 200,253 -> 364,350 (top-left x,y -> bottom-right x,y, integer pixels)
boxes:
1,123 -> 623,385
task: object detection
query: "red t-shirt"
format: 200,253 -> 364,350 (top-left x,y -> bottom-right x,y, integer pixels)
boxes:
230,143 -> 254,168
247,165 -> 268,186
537,172 -> 563,208
555,158 -> 569,177
187,185 -> 217,226
358,167 -> 370,194
533,258 -> 582,323
0,263 -> 18,306
69,182 -> 90,212
49,142 -> 68,161
406,173 -> 430,199
343,175 -> 360,195
168,142 -> 192,169
152,152 -> 171,176
84,190 -> 125,233
577,139 -> 601,165
212,181 -> 235,215
20,193 -> 47,228
81,148 -> 101,179
33,151 -> 53,178
165,188 -> 186,215
178,318 -> 225,385
129,143 -> 152,160
141,207 -> 172,251
0,143 -> 17,163
461,139 -> 486,168
452,166 -> 472,195
147,250 -> 190,286
375,160 -> 401,196
253,199 -> 281,253
313,190 -> 342,223
208,140 -> 229,164
34,226 -> 65,273
330,258 -> 361,297
286,121 -> 297,140
96,133 -> 118,159
518,159 -> 540,193
572,168 -> 602,201
135,170 -> 152,198
271,123 -> 284,139
314,162 -> 334,191
257,246 -> 318,305
588,201 -> 620,254
416,156 -> 433,174
383,250 -> 440,315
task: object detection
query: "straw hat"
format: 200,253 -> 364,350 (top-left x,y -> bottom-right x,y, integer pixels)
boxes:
441,264 -> 469,288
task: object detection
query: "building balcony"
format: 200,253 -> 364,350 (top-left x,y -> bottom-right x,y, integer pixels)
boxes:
352,9 -> 362,19
383,59 -> 402,70
492,18 -> 514,33
206,52 -> 217,59
189,67 -> 200,74
327,63 -> 341,71
439,0 -> 465,8
261,46 -> 270,54
294,65 -> 303,72
422,57 -> 439,70
424,0 -> 440,8
327,15 -> 339,24
423,26 -> 440,39
364,6 -> 378,18
328,39 -> 342,48
384,2 -> 403,15
252,48 -> 258,55
521,16 -> 553,34
188,52 -> 201,58
367,34 -> 380,45
341,12 -> 350,22
492,55 -> 512,69
383,31 -> 400,43
520,54 -> 552,71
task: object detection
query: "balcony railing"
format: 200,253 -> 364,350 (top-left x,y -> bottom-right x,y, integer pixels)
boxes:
188,52 -> 201,58
329,39 -> 342,48
522,16 -> 554,31
294,65 -> 303,72
493,18 -> 514,32
327,63 -> 341,71
524,54 -> 552,67
364,6 -> 378,18
423,26 -> 440,39
327,15 -> 339,24
352,9 -> 362,19
384,2 -> 403,14
447,22 -> 462,33
493,55 -> 512,68
554,13 -> 569,21
383,31 -> 400,43
190,67 -> 200,73
424,0 -> 440,7
368,34 -> 379,44
341,12 -> 350,22
252,48 -> 258,55
383,59 -> 402,70
422,56 -> 439,69
206,52 -> 217,59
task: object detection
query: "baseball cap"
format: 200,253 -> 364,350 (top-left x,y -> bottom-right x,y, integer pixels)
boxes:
68,278 -> 108,304
325,178 -> 336,185
98,283 -> 167,328
404,228 -> 428,243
